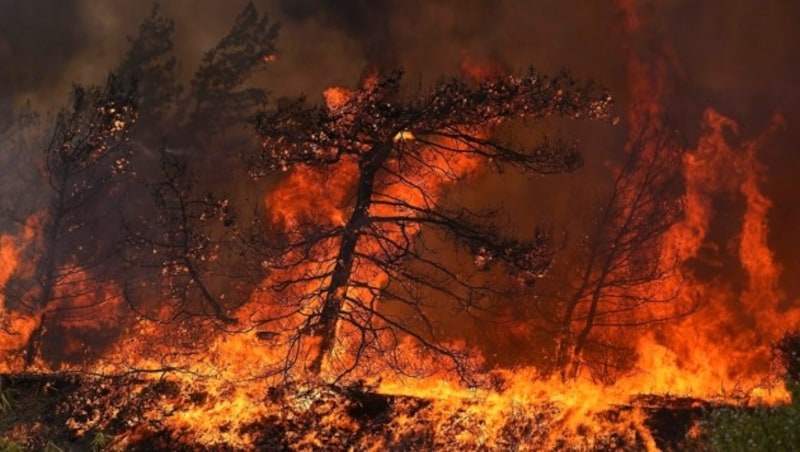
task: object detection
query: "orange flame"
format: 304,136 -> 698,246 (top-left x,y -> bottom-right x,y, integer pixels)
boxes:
613,0 -> 798,403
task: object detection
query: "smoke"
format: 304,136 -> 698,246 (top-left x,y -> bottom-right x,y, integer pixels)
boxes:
276,0 -> 395,69
0,0 -> 86,118
0,0 -> 796,255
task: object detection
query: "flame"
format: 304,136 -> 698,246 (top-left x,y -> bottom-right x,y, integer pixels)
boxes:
266,163 -> 356,229
610,0 -> 798,404
624,109 -> 797,403
0,213 -> 44,370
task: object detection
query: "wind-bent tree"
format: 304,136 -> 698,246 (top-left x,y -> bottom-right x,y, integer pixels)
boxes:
2,76 -> 137,367
546,123 -> 688,380
115,3 -> 182,134
187,1 -> 278,135
248,70 -> 613,380
106,0 -> 277,331
115,1 -> 276,143
119,2 -> 276,324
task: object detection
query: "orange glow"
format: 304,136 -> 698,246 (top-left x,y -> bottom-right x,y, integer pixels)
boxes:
460,54 -> 505,83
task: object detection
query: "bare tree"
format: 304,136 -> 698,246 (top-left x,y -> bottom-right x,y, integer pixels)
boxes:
545,123 -> 689,380
248,70 -> 613,381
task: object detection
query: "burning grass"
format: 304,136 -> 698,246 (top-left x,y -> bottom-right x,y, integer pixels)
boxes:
0,371 -> 737,451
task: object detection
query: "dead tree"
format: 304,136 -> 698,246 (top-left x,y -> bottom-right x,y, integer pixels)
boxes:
549,123 -> 689,380
248,70 -> 613,380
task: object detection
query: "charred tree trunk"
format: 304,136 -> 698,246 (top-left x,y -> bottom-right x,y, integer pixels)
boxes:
308,144 -> 390,375
559,194 -> 631,380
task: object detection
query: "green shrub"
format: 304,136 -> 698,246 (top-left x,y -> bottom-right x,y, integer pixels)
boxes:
0,440 -> 25,452
702,389 -> 800,452
702,331 -> 800,451
90,431 -> 114,452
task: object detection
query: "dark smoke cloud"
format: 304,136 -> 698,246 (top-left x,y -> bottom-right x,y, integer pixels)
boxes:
0,0 -> 87,118
276,0 -> 395,69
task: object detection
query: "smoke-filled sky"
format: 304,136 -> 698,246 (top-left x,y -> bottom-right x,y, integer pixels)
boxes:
2,0 -> 799,297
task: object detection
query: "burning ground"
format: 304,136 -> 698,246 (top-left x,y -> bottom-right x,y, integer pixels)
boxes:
0,371 -> 718,450
1,0 -> 800,450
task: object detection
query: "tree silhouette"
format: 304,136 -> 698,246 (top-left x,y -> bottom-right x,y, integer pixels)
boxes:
187,1 -> 278,135
2,76 -> 137,367
115,3 -> 182,132
116,2 -> 277,328
544,123 -> 689,380
0,1 -> 278,368
248,70 -> 613,380
121,149 -> 239,324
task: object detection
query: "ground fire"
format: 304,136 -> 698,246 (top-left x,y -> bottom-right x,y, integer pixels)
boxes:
1,1 -> 798,450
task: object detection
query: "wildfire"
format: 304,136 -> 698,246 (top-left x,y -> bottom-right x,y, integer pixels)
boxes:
1,1 -> 797,449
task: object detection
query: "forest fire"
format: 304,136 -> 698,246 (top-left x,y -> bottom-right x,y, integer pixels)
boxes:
1,0 -> 798,450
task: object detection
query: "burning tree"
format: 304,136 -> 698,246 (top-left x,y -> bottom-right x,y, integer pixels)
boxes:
1,76 -> 137,367
0,2 -> 277,368
118,2 -> 276,326
543,122 -> 689,381
248,70 -> 613,380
